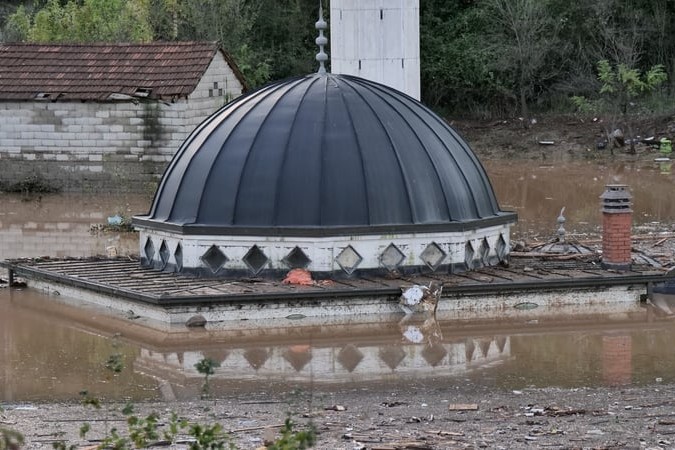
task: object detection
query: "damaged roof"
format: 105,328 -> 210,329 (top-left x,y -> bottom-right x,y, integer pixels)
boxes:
0,42 -> 246,101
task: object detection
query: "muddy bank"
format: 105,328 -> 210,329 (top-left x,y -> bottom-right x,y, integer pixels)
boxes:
455,115 -> 675,163
3,382 -> 675,449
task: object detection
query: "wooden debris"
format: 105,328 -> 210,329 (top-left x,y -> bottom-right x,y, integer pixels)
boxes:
545,407 -> 586,416
228,423 -> 284,433
510,252 -> 596,260
653,237 -> 670,247
448,403 -> 479,411
425,430 -> 464,437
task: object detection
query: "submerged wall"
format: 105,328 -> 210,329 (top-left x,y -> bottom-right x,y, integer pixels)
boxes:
0,53 -> 243,192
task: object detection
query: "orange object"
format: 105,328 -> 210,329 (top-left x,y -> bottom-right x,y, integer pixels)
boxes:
282,268 -> 314,285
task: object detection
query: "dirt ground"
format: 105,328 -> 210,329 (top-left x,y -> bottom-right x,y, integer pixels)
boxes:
3,382 -> 675,449
3,115 -> 675,449
453,114 -> 675,162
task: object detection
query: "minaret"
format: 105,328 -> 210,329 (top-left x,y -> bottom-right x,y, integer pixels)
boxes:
330,0 -> 421,100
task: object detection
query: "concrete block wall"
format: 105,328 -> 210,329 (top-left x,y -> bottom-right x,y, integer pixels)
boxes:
0,52 -> 244,192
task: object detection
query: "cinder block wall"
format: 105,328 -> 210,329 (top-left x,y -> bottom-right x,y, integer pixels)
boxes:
0,53 -> 243,192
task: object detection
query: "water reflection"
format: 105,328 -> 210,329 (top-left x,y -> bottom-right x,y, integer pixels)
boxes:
2,287 -> 675,402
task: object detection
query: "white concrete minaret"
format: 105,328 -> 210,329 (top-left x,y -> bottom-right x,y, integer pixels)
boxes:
330,0 -> 420,100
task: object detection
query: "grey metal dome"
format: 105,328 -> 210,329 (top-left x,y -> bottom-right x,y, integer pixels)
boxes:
135,73 -> 515,235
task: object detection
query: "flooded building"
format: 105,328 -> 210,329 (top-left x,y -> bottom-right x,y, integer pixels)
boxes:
133,7 -> 517,278
0,42 -> 245,191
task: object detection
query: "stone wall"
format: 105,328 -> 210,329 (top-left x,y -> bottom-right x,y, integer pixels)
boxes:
0,52 -> 243,192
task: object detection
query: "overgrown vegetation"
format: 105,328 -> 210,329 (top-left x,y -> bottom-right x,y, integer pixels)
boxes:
0,427 -> 24,450
0,173 -> 59,194
572,60 -> 668,153
16,351 -> 317,449
1,0 -> 672,118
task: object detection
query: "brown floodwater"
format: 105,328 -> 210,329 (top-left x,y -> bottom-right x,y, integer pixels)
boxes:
1,160 -> 675,402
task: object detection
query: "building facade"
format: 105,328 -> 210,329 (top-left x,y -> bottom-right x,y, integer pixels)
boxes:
0,42 -> 245,192
330,0 -> 421,100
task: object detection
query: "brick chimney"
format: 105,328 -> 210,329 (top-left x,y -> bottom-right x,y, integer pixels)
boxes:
600,185 -> 632,270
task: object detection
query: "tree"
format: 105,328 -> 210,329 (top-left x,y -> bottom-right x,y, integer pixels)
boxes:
597,59 -> 667,153
8,0 -> 153,43
420,0 -> 503,115
177,0 -> 269,86
487,0 -> 565,124
2,4 -> 30,41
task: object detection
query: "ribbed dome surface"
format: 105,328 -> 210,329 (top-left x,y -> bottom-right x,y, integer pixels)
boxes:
142,73 -> 511,234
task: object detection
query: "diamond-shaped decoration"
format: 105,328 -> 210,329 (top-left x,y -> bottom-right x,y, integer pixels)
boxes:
159,240 -> 170,269
143,237 -> 155,265
379,345 -> 406,370
338,344 -> 364,372
479,238 -> 490,266
465,339 -> 476,361
244,348 -> 270,371
464,241 -> 475,270
496,336 -> 507,353
202,349 -> 229,365
282,246 -> 311,269
422,343 -> 448,367
283,346 -> 312,372
243,245 -> 268,275
420,242 -> 446,271
380,243 -> 405,271
496,234 -> 507,261
201,245 -> 228,273
335,245 -> 363,275
174,243 -> 183,272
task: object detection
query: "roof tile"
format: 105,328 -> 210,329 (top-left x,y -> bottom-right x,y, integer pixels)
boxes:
0,42 -> 245,101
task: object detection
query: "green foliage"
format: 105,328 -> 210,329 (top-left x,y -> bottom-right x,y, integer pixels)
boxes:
163,411 -> 188,443
267,417 -> 316,450
2,0 -> 674,117
420,0 -> 501,113
195,357 -> 220,398
572,61 -> 668,117
52,441 -> 76,450
570,96 -> 596,115
0,427 -> 24,450
597,60 -> 667,113
3,4 -> 30,41
195,357 -> 220,377
127,412 -> 160,448
79,390 -> 102,409
8,0 -> 153,43
187,423 -> 235,450
79,422 -> 91,439
98,426 -> 130,450
105,353 -> 125,374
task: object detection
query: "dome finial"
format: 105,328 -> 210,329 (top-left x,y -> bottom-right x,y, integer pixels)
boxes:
315,0 -> 328,74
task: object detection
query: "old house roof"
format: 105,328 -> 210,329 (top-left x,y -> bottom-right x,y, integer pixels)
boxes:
0,42 -> 246,101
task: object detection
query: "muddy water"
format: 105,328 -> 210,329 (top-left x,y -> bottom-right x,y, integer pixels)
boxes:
0,193 -> 149,259
485,159 -> 675,239
1,160 -> 675,402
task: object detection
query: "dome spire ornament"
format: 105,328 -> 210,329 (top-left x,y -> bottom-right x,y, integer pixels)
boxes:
315,0 -> 328,74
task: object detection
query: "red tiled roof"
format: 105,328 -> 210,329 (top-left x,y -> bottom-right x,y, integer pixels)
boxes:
0,42 -> 246,101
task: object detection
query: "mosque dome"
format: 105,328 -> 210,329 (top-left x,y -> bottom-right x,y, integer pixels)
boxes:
133,73 -> 516,277
138,73 -> 510,233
